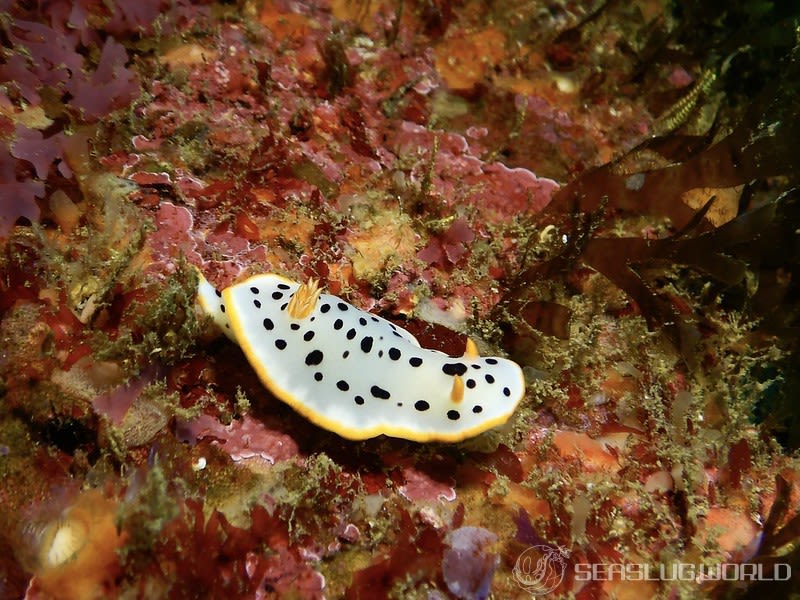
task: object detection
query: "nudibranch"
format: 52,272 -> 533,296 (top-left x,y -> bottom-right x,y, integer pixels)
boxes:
196,271 -> 525,442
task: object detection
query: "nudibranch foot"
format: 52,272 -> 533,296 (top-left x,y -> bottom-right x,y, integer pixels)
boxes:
196,270 -> 526,442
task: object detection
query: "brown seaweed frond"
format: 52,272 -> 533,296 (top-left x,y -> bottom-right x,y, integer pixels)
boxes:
578,189 -> 799,356
541,42 -> 800,231
501,186 -> 799,360
727,475 -> 800,598
501,41 -> 800,355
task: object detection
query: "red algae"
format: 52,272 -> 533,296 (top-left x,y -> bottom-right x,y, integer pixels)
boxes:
0,0 -> 799,598
178,414 -> 301,465
399,466 -> 457,503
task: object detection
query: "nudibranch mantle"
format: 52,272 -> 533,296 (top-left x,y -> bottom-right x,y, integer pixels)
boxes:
197,271 -> 525,442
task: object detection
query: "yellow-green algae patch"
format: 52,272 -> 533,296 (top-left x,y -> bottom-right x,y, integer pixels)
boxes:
90,261 -> 202,371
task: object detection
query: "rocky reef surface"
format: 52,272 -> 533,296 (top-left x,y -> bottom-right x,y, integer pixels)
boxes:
1,0 -> 799,598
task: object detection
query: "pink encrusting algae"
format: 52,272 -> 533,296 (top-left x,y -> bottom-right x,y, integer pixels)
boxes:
1,0 -> 799,598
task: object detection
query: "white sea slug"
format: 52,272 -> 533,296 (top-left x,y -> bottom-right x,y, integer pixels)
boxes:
196,271 -> 525,442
